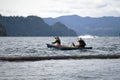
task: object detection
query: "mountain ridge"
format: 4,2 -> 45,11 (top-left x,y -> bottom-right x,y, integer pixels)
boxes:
0,15 -> 77,36
44,15 -> 120,36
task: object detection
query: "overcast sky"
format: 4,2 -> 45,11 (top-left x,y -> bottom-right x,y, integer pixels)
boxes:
0,0 -> 120,18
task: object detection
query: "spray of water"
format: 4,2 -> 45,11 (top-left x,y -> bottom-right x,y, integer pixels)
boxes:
78,35 -> 98,39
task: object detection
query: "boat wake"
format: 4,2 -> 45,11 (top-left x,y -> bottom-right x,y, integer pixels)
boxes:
79,35 -> 98,39
0,55 -> 120,61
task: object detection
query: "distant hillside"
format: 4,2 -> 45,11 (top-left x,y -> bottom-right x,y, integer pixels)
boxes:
51,22 -> 77,36
44,15 -> 120,36
0,15 -> 77,36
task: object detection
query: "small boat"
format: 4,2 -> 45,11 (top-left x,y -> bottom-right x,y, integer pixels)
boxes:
46,44 -> 92,50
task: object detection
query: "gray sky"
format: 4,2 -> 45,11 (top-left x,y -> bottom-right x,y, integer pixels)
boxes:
0,0 -> 120,18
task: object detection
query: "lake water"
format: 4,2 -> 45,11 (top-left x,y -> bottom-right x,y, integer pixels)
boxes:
0,37 -> 120,80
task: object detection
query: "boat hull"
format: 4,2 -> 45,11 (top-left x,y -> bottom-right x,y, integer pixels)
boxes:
46,44 -> 92,50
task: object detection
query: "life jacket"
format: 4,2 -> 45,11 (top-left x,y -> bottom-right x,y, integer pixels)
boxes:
55,43 -> 61,46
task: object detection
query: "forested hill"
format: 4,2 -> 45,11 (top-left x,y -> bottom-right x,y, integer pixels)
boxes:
44,15 -> 120,36
51,22 -> 77,36
0,15 -> 77,36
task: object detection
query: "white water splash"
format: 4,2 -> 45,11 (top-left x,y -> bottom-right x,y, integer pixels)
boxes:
78,35 -> 98,39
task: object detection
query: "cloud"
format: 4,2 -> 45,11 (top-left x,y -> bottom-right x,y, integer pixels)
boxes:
0,0 -> 120,17
49,10 -> 71,14
96,4 -> 108,8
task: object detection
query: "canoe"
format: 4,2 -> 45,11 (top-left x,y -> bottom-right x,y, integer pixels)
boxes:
46,44 -> 92,50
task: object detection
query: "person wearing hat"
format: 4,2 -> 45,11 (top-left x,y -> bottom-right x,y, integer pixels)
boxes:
72,37 -> 86,47
52,36 -> 61,46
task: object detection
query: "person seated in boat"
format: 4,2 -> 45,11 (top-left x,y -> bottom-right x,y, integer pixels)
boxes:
72,37 -> 86,48
52,36 -> 61,46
